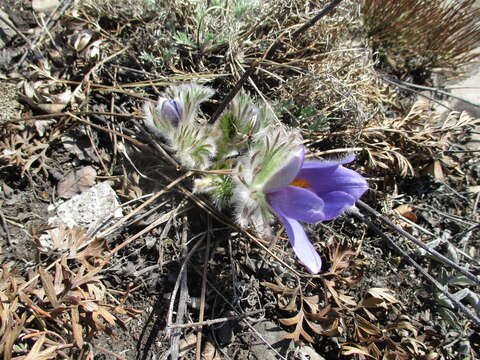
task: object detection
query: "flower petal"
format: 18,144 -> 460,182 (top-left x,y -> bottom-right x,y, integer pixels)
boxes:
301,154 -> 355,169
274,209 -> 322,274
298,163 -> 368,200
263,147 -> 304,193
160,99 -> 182,126
267,186 -> 325,223
320,191 -> 356,220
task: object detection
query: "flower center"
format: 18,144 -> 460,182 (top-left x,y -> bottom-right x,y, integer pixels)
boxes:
290,178 -> 310,189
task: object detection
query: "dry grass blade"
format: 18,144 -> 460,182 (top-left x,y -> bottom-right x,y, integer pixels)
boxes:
362,0 -> 480,72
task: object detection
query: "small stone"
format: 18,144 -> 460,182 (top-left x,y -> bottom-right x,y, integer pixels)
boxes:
32,0 -> 60,13
49,182 -> 122,232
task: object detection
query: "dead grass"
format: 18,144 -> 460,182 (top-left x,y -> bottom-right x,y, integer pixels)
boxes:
362,0 -> 480,76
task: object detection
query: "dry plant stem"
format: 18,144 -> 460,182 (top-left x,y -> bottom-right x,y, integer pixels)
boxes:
209,0 -> 344,123
99,171 -> 193,239
70,46 -> 129,106
93,345 -> 126,360
351,210 -> 480,326
11,111 -> 143,123
190,267 -> 287,360
383,78 -> 453,111
385,77 -> 480,109
170,217 -> 191,360
305,147 -> 363,158
357,200 -> 480,286
0,209 -> 12,246
166,234 -> 206,337
68,113 -> 147,148
196,217 -> 211,360
0,13 -> 33,46
169,310 -> 263,329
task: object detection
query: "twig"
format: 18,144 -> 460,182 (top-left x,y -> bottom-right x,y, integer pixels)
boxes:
384,76 -> 480,109
383,77 -> 453,111
444,149 -> 480,154
0,209 -> 12,246
357,200 -> 480,286
170,217 -> 191,360
93,345 -> 126,360
209,0 -> 344,123
306,147 -> 363,158
0,12 -> 33,46
166,234 -> 206,337
169,310 -> 263,329
98,171 -> 192,239
351,209 -> 480,326
196,217 -> 211,360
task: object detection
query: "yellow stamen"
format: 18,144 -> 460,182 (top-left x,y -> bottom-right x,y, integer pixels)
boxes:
290,178 -> 310,189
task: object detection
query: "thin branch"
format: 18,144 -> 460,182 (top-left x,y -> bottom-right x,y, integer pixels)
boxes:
357,201 -> 480,286
384,76 -> 480,109
351,209 -> 480,326
169,310 -> 263,329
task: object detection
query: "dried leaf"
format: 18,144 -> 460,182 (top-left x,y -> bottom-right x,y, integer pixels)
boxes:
278,312 -> 302,327
341,344 -> 373,357
394,204 -> 417,223
356,315 -> 381,337
366,288 -> 398,304
261,281 -> 297,295
38,267 -> 60,308
57,166 -> 97,199
71,305 -> 84,348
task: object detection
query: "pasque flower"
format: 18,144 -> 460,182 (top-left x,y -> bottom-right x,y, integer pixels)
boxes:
264,148 -> 368,274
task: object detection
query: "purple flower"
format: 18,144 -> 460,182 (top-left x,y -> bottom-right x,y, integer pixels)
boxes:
160,99 -> 182,126
265,148 -> 368,274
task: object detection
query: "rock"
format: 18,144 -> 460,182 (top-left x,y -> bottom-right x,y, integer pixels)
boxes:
248,321 -> 293,360
48,182 -> 122,232
32,0 -> 60,13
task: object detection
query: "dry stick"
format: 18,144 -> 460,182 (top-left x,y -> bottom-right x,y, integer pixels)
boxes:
10,111 -> 142,123
67,113 -> 147,148
383,78 -> 454,111
166,234 -> 206,337
209,0 -> 344,123
99,172 -> 192,239
384,76 -> 480,109
357,200 -> 480,286
169,310 -> 263,329
196,217 -> 211,360
351,209 -> 480,326
170,217 -> 191,360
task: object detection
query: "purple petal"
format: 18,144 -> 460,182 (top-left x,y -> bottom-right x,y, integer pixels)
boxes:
263,147 -> 304,193
298,163 -> 368,201
301,154 -> 355,169
321,191 -> 356,220
274,209 -> 322,274
267,186 -> 325,223
160,99 -> 182,126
